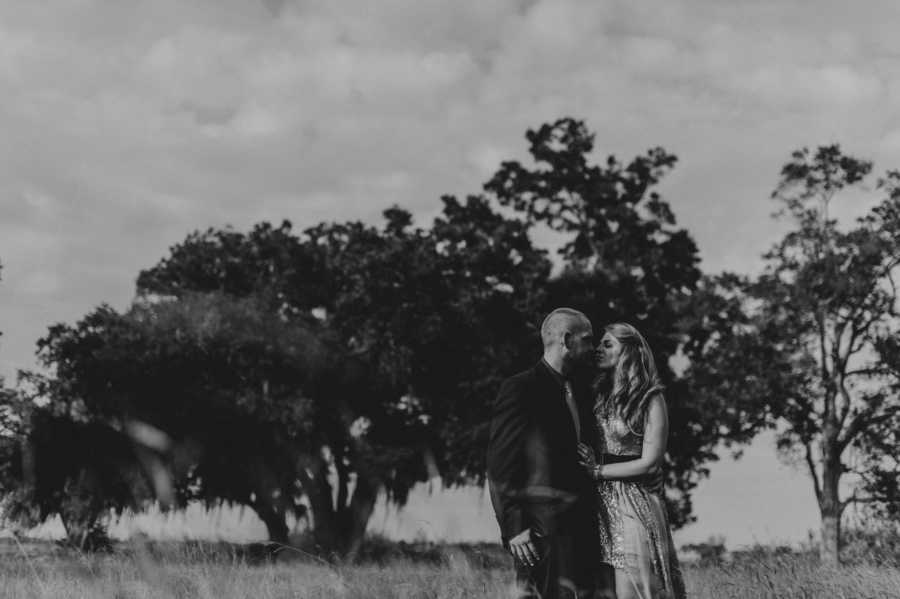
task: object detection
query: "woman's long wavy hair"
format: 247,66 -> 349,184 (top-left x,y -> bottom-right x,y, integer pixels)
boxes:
594,322 -> 664,434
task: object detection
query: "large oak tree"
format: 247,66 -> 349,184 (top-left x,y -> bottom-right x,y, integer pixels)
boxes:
5,118 -> 754,553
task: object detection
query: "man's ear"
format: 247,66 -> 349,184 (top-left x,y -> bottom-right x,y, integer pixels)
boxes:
562,331 -> 572,350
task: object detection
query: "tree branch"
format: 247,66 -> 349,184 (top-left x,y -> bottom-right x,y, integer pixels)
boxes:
838,409 -> 895,453
851,310 -> 882,343
817,312 -> 831,386
845,367 -> 890,378
837,382 -> 852,433
840,490 -> 882,512
805,442 -> 822,504
335,449 -> 349,514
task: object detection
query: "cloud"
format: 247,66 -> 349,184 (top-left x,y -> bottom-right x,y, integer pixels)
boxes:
467,144 -> 513,178
737,64 -> 884,108
1,0 -> 899,381
880,128 -> 900,153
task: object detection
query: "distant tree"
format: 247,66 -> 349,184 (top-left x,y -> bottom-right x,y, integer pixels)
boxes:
681,535 -> 727,566
0,261 -> 19,529
484,118 -> 722,526
15,293 -> 346,547
0,263 -> 149,550
0,402 -> 153,550
0,262 -> 24,537
687,146 -> 900,564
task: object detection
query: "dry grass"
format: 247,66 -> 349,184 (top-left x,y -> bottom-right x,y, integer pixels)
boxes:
2,539 -> 900,598
0,540 -> 519,599
686,553 -> 900,599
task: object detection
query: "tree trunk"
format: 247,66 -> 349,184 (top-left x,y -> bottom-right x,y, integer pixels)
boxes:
252,503 -> 289,545
819,456 -> 842,565
307,500 -> 339,555
341,474 -> 378,562
59,509 -> 110,552
821,512 -> 840,566
300,457 -> 341,555
301,459 -> 380,560
58,512 -> 87,548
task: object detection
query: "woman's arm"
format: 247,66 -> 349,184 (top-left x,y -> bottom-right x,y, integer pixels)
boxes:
595,394 -> 668,480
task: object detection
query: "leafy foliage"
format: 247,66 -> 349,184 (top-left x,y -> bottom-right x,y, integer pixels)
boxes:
485,118 -> 710,526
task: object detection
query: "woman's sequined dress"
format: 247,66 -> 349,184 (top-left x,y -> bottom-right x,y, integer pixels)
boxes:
594,400 -> 686,599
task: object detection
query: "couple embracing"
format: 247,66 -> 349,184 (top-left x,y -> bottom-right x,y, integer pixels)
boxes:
487,308 -> 685,599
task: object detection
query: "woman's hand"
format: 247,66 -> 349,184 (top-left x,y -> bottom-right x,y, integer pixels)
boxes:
577,443 -> 599,479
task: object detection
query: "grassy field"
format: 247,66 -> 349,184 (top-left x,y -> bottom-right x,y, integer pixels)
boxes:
2,539 -> 900,598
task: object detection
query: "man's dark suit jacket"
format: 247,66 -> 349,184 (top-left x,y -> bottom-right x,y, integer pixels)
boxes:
486,360 -> 597,545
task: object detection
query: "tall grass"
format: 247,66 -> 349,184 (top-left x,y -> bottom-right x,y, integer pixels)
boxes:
687,552 -> 900,598
2,538 -> 900,598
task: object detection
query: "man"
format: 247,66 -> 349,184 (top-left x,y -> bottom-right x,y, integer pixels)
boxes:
487,308 -> 613,598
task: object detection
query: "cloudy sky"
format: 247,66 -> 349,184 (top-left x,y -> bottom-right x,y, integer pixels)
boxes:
1,0 -> 899,546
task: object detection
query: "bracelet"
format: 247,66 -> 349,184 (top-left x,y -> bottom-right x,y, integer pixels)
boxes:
593,465 -> 602,481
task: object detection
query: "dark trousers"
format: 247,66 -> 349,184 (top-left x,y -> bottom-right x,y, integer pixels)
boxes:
514,531 -> 614,599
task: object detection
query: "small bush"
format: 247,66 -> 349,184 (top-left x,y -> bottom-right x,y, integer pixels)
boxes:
841,524 -> 900,566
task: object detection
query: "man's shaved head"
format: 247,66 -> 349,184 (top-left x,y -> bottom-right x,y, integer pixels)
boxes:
540,308 -> 590,350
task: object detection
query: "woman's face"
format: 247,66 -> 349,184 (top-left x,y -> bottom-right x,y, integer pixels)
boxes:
595,332 -> 623,371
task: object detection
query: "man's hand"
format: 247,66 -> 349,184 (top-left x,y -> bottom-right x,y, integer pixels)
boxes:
508,528 -> 540,568
577,443 -> 599,479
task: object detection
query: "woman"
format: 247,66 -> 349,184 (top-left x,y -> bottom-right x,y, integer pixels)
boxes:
577,323 -> 685,599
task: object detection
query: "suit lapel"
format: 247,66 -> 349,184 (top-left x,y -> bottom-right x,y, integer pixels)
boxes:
534,361 -> 578,442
